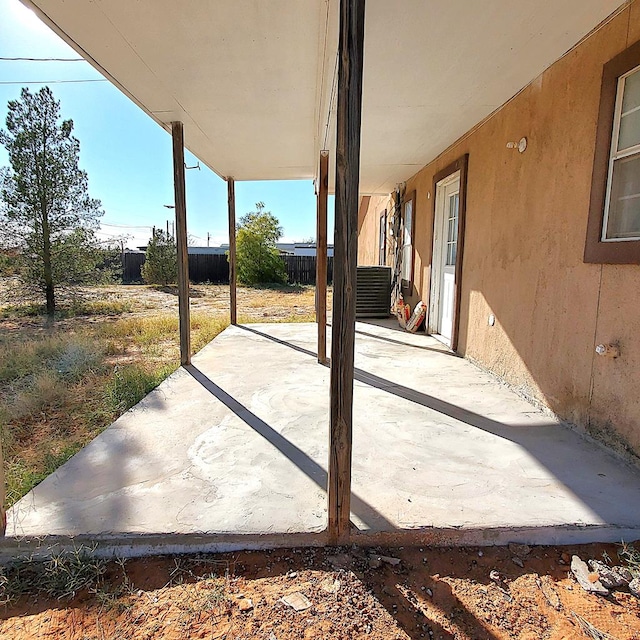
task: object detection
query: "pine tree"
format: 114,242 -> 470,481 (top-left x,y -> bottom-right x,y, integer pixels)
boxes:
0,87 -> 107,318
141,230 -> 178,285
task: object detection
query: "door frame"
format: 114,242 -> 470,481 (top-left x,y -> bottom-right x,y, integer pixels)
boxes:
429,172 -> 460,343
428,154 -> 469,352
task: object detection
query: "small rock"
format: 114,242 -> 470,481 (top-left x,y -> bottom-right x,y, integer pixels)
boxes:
269,633 -> 278,640
489,570 -> 502,583
512,557 -> 524,568
320,577 -> 341,594
571,555 -> 609,595
287,571 -> 298,579
561,552 -> 570,563
478,550 -> 483,557
588,560 -> 630,589
536,576 -> 562,611
379,555 -> 402,566
238,598 -> 253,612
615,566 -> 634,583
629,577 -> 640,598
509,543 -> 532,557
425,588 -> 433,597
327,553 -> 351,570
281,592 -> 312,611
368,556 -> 382,569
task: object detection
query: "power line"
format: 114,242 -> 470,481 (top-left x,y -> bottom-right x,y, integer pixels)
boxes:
100,222 -> 154,230
0,57 -> 86,62
0,79 -> 107,85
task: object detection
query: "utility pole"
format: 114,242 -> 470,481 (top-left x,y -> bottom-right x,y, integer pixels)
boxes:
207,232 -> 210,247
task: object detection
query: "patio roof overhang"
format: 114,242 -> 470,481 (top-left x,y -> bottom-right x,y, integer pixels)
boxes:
20,0 -> 625,194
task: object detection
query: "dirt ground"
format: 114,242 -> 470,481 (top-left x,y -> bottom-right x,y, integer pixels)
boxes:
98,283 -> 328,321
1,543 -> 639,639
0,281 -> 330,325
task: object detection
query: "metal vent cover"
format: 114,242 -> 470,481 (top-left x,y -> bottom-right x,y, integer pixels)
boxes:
356,266 -> 392,318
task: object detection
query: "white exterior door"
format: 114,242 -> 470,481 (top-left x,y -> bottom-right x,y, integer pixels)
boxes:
429,173 -> 460,344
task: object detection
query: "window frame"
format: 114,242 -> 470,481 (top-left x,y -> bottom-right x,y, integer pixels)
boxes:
585,39 -> 640,264
378,209 -> 387,266
401,190 -> 416,290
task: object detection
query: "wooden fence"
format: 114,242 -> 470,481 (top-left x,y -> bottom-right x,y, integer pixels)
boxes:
122,253 -> 333,285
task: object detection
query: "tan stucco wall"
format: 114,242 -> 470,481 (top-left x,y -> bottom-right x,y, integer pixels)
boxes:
357,5 -> 640,459
357,195 -> 389,266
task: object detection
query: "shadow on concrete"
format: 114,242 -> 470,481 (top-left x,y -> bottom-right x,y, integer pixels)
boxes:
354,326 -> 460,356
234,324 -> 640,529
184,364 -> 396,532
239,323 -> 320,359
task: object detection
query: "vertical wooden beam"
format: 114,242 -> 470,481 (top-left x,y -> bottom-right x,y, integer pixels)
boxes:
316,151 -> 329,364
0,441 -> 5,536
172,121 -> 191,366
328,0 -> 366,545
227,177 -> 237,325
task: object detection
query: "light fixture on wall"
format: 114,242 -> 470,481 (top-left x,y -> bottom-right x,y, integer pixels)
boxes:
506,137 -> 527,153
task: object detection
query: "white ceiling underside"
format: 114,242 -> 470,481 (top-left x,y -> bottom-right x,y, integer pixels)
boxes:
23,0 -> 625,194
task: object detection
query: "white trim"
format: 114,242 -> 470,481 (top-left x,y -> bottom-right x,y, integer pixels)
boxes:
429,170 -> 460,341
601,65 -> 640,242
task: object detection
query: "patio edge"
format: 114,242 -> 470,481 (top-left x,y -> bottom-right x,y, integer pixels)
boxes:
1,524 -> 639,561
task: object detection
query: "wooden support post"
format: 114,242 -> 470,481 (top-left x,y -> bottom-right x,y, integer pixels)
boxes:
316,151 -> 329,364
0,441 -> 5,536
227,178 -> 237,325
328,0 -> 366,545
172,121 -> 191,366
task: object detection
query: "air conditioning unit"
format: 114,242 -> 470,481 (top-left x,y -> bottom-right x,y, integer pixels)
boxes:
356,266 -> 392,318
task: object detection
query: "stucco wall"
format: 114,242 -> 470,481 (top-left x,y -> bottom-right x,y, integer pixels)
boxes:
357,5 -> 640,459
357,195 -> 388,266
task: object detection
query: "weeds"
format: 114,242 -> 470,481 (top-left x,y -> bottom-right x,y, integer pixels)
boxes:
618,542 -> 640,578
103,364 -> 174,414
4,446 -> 77,506
93,558 -> 136,612
0,545 -> 107,604
0,299 -> 131,319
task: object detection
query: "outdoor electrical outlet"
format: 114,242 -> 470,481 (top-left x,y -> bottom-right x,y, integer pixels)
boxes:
595,343 -> 620,358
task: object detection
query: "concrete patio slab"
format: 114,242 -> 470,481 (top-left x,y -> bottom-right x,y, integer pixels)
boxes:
5,321 -> 640,554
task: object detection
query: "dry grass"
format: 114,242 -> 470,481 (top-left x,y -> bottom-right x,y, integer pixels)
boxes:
0,282 -> 328,506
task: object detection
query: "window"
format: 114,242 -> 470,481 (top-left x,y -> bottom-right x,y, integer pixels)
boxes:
446,192 -> 459,266
378,209 -> 387,265
585,40 -> 640,263
603,67 -> 640,240
401,191 -> 416,285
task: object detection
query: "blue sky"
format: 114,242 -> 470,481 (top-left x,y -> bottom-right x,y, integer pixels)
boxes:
0,0 -> 334,249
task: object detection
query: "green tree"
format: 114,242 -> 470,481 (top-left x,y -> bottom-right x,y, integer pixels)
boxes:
0,87 -> 108,318
235,202 -> 287,285
141,230 -> 177,285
